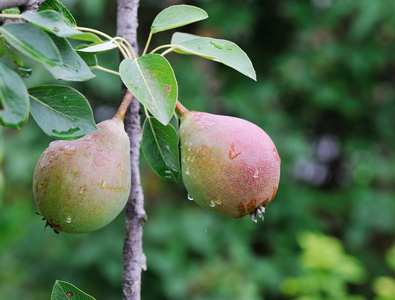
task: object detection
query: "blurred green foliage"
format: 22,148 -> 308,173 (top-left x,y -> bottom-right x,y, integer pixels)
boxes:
280,232 -> 366,300
1,0 -> 395,299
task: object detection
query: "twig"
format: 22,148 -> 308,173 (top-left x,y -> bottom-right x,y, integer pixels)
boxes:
0,0 -> 46,12
0,0 -> 46,24
116,1 -> 146,300
20,0 -> 46,13
0,0 -> 28,12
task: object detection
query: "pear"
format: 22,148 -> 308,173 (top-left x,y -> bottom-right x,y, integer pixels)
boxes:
33,94 -> 133,233
178,104 -> 281,221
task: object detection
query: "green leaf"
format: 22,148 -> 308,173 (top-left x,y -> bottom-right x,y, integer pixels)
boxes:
142,117 -> 180,182
75,45 -> 98,68
8,49 -> 23,67
77,41 -> 118,53
22,10 -> 82,37
0,23 -> 62,67
29,85 -> 98,140
386,244 -> 395,272
76,51 -> 98,69
119,54 -> 177,125
7,50 -> 32,78
39,0 -> 76,27
151,5 -> 208,33
171,32 -> 199,44
44,34 -> 95,81
68,33 -> 102,43
171,35 -> 257,81
0,40 -> 8,57
0,62 -> 29,129
51,280 -> 95,300
2,8 -> 20,14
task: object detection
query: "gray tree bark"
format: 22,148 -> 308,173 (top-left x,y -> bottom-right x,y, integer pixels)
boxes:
116,1 -> 147,300
0,0 -> 45,12
0,0 -> 46,24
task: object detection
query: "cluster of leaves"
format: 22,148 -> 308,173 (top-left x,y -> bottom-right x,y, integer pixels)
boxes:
0,0 -> 255,184
280,232 -> 366,300
0,0 -> 98,136
4,0 -> 395,299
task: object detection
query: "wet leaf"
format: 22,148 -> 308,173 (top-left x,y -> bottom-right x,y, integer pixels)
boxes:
29,85 -> 97,140
22,10 -> 82,37
0,23 -> 62,67
171,34 -> 256,81
119,54 -> 177,125
44,34 -> 95,81
142,117 -> 180,182
51,280 -> 95,300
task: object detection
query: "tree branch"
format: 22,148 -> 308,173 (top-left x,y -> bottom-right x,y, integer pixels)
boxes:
116,1 -> 146,300
0,0 -> 46,25
20,0 -> 46,13
0,0 -> 45,12
0,0 -> 28,11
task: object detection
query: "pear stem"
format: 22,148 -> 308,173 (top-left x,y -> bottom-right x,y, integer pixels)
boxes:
175,100 -> 189,117
114,90 -> 134,121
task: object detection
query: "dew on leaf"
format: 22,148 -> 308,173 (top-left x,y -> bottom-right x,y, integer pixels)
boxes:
210,41 -> 223,49
18,67 -> 32,78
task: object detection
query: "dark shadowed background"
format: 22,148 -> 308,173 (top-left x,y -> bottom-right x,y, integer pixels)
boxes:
1,0 -> 395,299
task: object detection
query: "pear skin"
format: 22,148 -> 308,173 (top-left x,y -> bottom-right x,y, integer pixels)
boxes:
180,111 -> 280,220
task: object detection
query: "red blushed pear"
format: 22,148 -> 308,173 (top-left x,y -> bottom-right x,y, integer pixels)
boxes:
33,92 -> 134,233
176,101 -> 281,222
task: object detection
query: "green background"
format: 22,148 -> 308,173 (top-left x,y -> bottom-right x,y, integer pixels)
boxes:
1,0 -> 395,299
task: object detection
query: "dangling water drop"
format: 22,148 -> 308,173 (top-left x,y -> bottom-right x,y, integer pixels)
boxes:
250,212 -> 257,223
18,67 -> 32,78
187,194 -> 194,201
256,205 -> 265,221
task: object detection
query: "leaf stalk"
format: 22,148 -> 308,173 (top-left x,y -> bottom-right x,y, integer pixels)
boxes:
114,89 -> 134,121
175,100 -> 189,117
